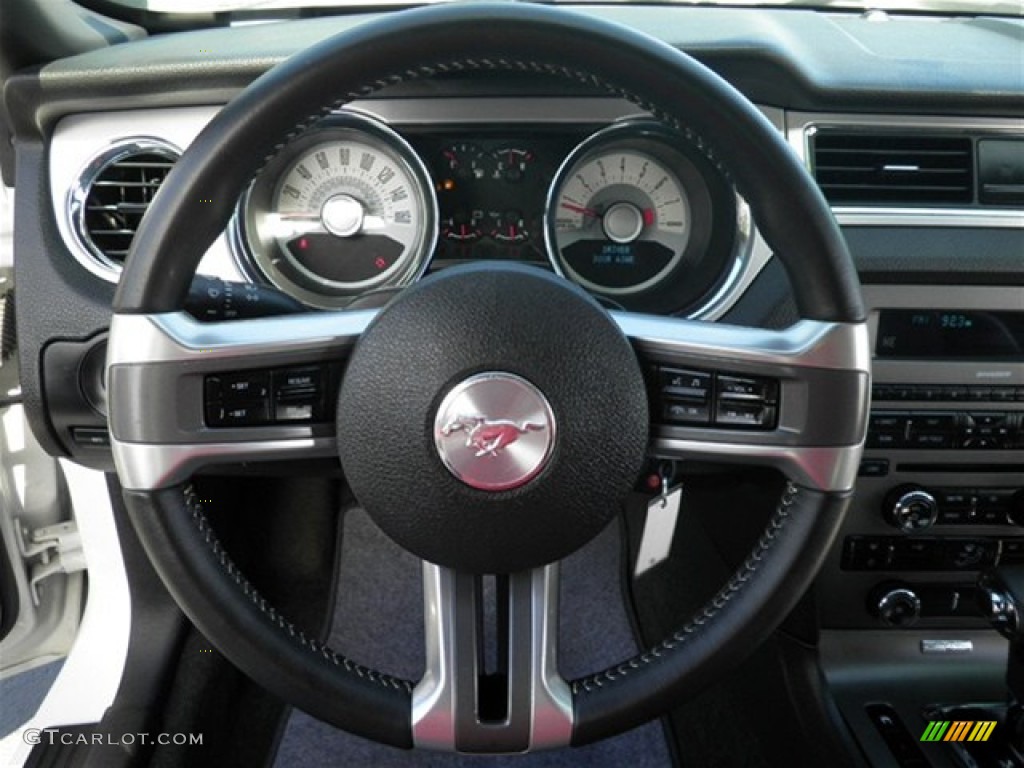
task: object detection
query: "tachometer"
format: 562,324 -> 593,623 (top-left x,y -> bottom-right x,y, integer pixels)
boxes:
237,113 -> 437,308
545,122 -> 737,314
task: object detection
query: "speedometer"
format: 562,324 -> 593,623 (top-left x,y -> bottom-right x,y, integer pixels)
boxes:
237,113 -> 437,308
545,121 -> 739,314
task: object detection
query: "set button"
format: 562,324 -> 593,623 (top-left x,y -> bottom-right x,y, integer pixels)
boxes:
205,364 -> 330,428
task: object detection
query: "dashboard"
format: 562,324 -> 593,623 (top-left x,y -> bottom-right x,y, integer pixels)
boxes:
56,103 -> 754,317
4,5 -> 1024,765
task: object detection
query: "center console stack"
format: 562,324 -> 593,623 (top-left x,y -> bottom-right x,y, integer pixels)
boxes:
817,284 -> 1024,767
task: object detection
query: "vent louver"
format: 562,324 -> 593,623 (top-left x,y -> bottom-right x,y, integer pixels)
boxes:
811,132 -> 973,205
72,142 -> 179,272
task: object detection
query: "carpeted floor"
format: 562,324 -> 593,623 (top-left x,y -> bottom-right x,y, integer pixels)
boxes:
0,660 -> 62,738
273,509 -> 672,767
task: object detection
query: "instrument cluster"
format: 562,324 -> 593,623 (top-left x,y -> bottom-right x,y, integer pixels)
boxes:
233,112 -> 744,315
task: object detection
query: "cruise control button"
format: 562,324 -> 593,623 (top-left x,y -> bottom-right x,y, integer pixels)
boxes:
206,400 -> 270,427
275,366 -> 323,391
222,371 -> 270,401
276,402 -> 318,422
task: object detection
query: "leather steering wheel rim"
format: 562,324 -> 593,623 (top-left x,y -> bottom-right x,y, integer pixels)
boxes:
112,2 -> 866,752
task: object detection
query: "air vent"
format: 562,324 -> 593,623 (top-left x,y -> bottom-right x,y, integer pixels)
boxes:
811,132 -> 973,205
70,140 -> 179,274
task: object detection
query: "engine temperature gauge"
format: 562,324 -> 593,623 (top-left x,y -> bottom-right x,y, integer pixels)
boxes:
488,210 -> 530,244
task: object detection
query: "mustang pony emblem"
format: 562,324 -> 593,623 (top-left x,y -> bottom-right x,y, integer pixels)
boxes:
441,414 -> 546,458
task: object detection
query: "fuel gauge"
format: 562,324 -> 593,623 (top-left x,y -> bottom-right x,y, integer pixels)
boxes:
441,143 -> 489,182
442,209 -> 485,243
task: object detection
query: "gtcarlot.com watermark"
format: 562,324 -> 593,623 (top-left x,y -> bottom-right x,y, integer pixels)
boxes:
24,729 -> 203,747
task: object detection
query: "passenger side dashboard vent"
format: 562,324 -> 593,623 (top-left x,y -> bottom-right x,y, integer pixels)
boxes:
69,140 -> 179,275
811,131 -> 973,205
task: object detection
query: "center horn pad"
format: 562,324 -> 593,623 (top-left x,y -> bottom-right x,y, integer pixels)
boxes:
336,262 -> 649,573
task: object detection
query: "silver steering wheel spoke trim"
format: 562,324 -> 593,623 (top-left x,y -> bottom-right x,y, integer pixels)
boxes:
613,313 -> 871,492
107,309 -> 869,494
107,309 -> 378,490
412,562 -> 573,752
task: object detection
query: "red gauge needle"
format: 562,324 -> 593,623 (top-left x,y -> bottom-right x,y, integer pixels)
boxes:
643,208 -> 656,226
560,201 -> 600,218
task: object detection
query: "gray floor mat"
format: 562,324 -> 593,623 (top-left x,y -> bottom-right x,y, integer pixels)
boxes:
273,509 -> 672,767
0,660 -> 62,738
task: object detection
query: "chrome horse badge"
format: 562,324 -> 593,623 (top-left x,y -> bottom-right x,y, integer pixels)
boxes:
433,372 -> 556,491
441,415 -> 545,457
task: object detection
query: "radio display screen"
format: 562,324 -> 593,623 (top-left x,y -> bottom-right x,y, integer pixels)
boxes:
876,309 -> 1024,359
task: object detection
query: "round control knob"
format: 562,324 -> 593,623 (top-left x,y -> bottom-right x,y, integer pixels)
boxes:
1006,490 -> 1024,527
873,586 -> 922,628
977,571 -> 1021,640
883,485 -> 938,532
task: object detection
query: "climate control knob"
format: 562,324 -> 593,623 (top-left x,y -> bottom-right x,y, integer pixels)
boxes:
884,485 -> 939,532
873,586 -> 922,628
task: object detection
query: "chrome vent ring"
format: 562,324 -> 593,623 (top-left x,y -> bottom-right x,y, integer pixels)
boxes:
67,139 -> 180,280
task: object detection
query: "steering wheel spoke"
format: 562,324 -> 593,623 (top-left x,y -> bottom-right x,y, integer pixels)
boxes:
413,562 -> 572,753
615,313 -> 871,492
107,308 -> 377,490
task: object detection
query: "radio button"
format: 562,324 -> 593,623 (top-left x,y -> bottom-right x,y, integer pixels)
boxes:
872,384 -> 895,401
909,412 -> 958,431
868,431 -> 904,449
1002,540 -> 1024,563
943,386 -> 970,402
991,387 -> 1016,402
870,412 -> 908,431
937,508 -> 968,525
978,489 -> 1015,513
911,433 -> 952,449
970,413 -> 1010,427
858,459 -> 890,477
968,387 -> 993,402
946,540 -> 998,570
891,385 -> 916,401
936,488 -> 976,511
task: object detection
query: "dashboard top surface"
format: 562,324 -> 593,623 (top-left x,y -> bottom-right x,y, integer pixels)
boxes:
6,5 -> 1024,137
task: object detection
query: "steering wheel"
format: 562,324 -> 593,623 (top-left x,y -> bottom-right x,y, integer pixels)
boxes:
107,2 -> 868,753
